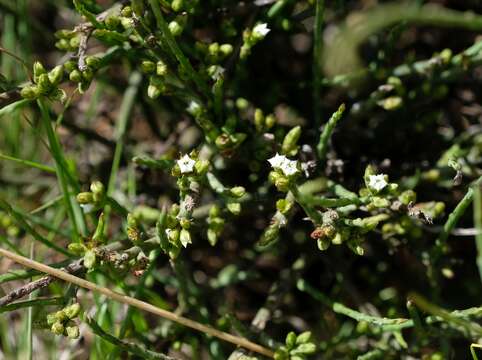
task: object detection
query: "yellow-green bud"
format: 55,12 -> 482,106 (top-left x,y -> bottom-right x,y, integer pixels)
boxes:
69,69 -> 82,83
281,125 -> 301,156
82,68 -> 94,82
156,60 -> 168,76
141,60 -> 156,73
121,5 -> 133,17
180,228 -> 191,247
167,228 -> 180,244
20,85 -> 40,100
219,44 -> 233,57
230,186 -> 246,198
66,325 -> 80,339
265,114 -> 276,129
227,202 -> 241,215
168,21 -> 183,37
69,36 -> 80,48
68,243 -> 86,255
105,15 -> 120,30
48,65 -> 64,85
171,0 -> 184,12
33,61 -> 46,82
399,190 -> 417,205
51,321 -> 64,335
194,159 -> 210,175
286,331 -> 297,349
85,56 -> 101,69
180,218 -> 191,229
37,73 -> 52,94
77,192 -> 93,204
83,249 -> 96,269
378,96 -> 403,111
64,303 -> 81,319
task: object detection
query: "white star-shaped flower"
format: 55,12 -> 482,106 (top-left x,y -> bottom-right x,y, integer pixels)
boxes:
268,153 -> 286,168
368,174 -> 388,192
268,153 -> 299,177
253,23 -> 270,38
187,100 -> 201,115
177,154 -> 196,174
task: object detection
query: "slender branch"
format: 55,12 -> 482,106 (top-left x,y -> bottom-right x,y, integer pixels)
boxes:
0,247 -> 275,358
316,103 -> 345,162
87,316 -> 177,360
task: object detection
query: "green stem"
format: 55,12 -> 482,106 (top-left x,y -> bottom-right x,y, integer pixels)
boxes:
0,151 -> 55,173
474,183 -> 482,283
316,103 -> 345,162
313,0 -> 325,127
148,0 -> 210,97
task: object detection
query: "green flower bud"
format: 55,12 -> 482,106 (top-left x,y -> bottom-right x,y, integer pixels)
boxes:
77,192 -> 93,204
296,331 -> 312,344
121,5 -> 133,17
92,213 -> 106,244
64,303 -> 81,319
180,218 -> 191,230
55,39 -> 70,50
230,186 -> 246,198
69,69 -> 83,83
141,60 -> 156,73
68,243 -> 86,255
69,36 -> 80,49
168,21 -> 183,37
259,225 -> 279,247
167,228 -> 180,244
265,114 -> 276,129
180,228 -> 191,247
37,73 -> 52,94
194,159 -> 210,175
171,0 -> 184,12
156,60 -> 168,76
147,83 -> 164,99
20,85 -> 40,100
49,88 -> 67,102
85,56 -> 101,69
317,237 -> 331,251
274,176 -> 290,192
82,68 -> 94,82
83,249 -> 96,269
207,228 -> 218,246
219,44 -> 233,57
292,343 -> 316,355
276,199 -> 293,214
399,190 -> 417,205
281,125 -> 301,156
66,325 -> 80,339
254,108 -> 264,131
105,15 -> 120,30
235,97 -> 249,110
47,313 -> 58,326
51,321 -> 64,335
286,332 -> 297,349
227,202 -> 241,215
440,48 -> 452,64
33,61 -> 46,82
215,134 -> 231,149
378,96 -> 403,111
48,65 -> 64,85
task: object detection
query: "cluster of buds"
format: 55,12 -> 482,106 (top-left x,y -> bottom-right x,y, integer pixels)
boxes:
0,211 -> 20,237
258,197 -> 294,247
240,23 -> 271,59
20,62 -> 65,101
254,108 -> 276,133
66,55 -> 102,94
76,181 -> 106,213
54,29 -> 80,52
47,303 -> 81,339
195,41 -> 233,64
268,153 -> 300,192
141,59 -> 169,99
68,212 -> 106,269
206,205 -> 225,246
171,152 -> 209,178
274,331 -> 317,360
157,204 -> 189,259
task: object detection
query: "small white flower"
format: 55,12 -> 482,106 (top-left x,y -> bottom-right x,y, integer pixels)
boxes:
80,204 -> 94,214
280,159 -> 299,177
177,154 -> 196,174
208,65 -> 225,81
268,153 -> 299,177
187,100 -> 201,115
268,153 -> 286,168
368,174 -> 388,192
252,23 -> 270,38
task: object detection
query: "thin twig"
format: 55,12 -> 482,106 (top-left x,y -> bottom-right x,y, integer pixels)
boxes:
0,247 -> 275,358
